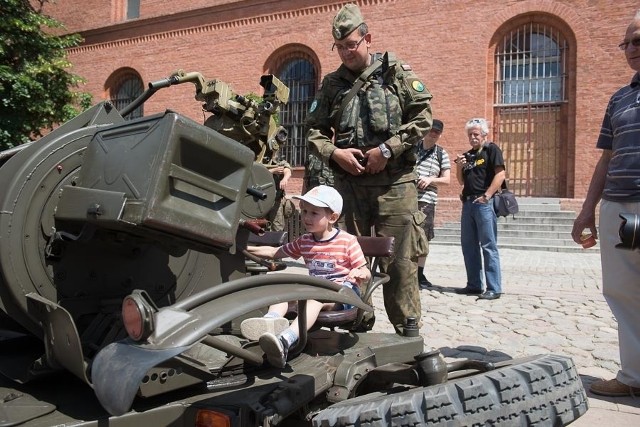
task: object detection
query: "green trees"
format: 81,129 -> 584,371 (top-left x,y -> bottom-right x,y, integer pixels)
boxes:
0,0 -> 91,150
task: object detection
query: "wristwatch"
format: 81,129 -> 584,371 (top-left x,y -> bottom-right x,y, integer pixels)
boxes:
378,143 -> 392,159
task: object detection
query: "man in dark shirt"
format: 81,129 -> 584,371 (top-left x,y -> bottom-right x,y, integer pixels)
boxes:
454,118 -> 505,300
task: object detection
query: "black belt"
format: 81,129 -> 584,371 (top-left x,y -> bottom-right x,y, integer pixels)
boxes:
460,194 -> 484,201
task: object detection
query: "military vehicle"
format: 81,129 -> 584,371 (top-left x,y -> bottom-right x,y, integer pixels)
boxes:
0,71 -> 588,426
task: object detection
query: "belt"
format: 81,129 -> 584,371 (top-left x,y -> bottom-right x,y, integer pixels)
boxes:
460,194 -> 484,201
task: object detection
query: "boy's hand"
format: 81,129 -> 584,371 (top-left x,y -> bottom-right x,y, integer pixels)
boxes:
348,266 -> 371,284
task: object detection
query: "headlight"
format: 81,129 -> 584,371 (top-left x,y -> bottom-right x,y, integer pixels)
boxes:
122,291 -> 155,341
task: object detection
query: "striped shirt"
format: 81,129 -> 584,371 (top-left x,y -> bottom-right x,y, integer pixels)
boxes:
281,229 -> 366,286
415,144 -> 451,204
597,72 -> 640,201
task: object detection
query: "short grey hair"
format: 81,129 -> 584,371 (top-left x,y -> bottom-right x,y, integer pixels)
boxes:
465,118 -> 490,136
635,9 -> 640,20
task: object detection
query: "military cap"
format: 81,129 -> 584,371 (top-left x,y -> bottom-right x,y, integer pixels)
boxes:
332,3 -> 364,40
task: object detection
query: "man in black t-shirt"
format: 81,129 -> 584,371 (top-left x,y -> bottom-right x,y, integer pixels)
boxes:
454,118 -> 505,300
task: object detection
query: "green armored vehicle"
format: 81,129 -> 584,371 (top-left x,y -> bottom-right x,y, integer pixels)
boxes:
0,71 -> 588,426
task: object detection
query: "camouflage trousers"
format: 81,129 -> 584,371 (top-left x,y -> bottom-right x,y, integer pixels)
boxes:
266,197 -> 285,232
336,179 -> 427,334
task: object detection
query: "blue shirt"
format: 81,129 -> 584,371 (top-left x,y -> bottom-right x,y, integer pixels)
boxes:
598,72 -> 640,201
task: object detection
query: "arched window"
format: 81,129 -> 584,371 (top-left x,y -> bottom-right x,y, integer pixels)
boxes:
494,22 -> 570,197
497,29 -> 565,104
108,71 -> 144,119
276,58 -> 316,167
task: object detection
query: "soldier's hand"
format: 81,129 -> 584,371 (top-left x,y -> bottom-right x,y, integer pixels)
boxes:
364,149 -> 387,174
332,148 -> 366,175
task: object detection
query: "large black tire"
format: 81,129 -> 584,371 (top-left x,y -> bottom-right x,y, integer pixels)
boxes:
312,354 -> 588,427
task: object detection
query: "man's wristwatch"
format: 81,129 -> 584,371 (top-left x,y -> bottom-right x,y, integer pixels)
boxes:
378,143 -> 392,159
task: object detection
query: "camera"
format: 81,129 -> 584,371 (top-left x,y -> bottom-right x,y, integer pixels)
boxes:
454,152 -> 477,164
617,213 -> 640,250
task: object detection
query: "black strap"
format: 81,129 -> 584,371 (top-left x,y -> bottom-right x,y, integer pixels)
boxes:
333,55 -> 384,130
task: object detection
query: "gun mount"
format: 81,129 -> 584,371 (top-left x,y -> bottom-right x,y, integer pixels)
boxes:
0,72 -> 588,426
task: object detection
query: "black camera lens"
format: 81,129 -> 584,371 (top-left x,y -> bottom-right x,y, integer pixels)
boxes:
617,213 -> 640,250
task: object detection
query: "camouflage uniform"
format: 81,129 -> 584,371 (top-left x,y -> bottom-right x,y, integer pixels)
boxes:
303,150 -> 335,191
305,5 -> 432,334
265,159 -> 292,232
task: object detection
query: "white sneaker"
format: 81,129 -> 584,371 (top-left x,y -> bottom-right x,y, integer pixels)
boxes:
240,317 -> 289,341
259,332 -> 289,368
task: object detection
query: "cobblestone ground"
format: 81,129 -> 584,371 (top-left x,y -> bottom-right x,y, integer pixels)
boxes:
370,245 -> 619,374
283,242 -> 640,424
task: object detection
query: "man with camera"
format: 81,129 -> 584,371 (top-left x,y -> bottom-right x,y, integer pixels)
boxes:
571,9 -> 640,397
454,118 -> 505,301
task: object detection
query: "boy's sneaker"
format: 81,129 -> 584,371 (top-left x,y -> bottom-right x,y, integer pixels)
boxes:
240,317 -> 289,341
258,332 -> 289,368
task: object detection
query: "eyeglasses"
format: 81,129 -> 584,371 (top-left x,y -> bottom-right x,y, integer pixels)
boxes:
618,38 -> 640,51
332,34 -> 367,52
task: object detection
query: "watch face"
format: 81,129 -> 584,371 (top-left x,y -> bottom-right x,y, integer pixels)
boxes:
379,144 -> 391,158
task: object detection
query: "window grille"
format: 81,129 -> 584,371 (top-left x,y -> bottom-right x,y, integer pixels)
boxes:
493,22 -> 569,197
110,74 -> 144,119
495,23 -> 567,105
277,59 -> 316,167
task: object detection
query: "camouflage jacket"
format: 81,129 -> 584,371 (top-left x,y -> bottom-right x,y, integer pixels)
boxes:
305,52 -> 433,185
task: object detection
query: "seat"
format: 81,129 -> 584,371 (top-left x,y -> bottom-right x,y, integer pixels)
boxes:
287,235 -> 395,331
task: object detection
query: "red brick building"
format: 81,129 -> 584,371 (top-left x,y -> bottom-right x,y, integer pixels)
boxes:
42,0 -> 638,224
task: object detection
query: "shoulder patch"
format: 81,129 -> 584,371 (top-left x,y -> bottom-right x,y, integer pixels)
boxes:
401,64 -> 412,71
309,99 -> 318,113
409,79 -> 425,92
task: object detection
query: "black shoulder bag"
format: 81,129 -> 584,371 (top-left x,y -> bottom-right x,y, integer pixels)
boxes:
493,181 -> 519,218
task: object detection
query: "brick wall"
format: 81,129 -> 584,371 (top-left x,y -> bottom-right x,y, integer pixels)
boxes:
42,0 -> 639,202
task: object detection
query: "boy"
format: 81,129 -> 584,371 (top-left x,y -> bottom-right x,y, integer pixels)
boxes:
242,185 -> 370,367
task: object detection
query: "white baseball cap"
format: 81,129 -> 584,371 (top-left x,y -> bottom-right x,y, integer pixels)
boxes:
293,185 -> 343,214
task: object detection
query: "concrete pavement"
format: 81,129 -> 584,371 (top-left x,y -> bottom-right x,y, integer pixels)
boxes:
366,243 -> 640,426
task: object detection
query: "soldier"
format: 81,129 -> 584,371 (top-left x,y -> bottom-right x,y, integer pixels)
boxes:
265,158 -> 292,232
305,3 -> 433,334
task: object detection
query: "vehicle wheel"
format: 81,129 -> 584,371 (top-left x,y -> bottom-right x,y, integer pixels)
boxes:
312,354 -> 588,427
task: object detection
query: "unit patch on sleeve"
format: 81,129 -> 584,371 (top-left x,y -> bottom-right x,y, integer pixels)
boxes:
409,79 -> 425,92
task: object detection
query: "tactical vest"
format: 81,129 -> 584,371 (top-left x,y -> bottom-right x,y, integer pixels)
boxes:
335,53 -> 402,149
304,152 -> 335,189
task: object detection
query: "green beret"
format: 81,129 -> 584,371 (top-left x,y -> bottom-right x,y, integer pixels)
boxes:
332,3 -> 364,40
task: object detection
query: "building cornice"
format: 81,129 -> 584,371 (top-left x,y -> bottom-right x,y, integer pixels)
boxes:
69,0 -> 391,54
